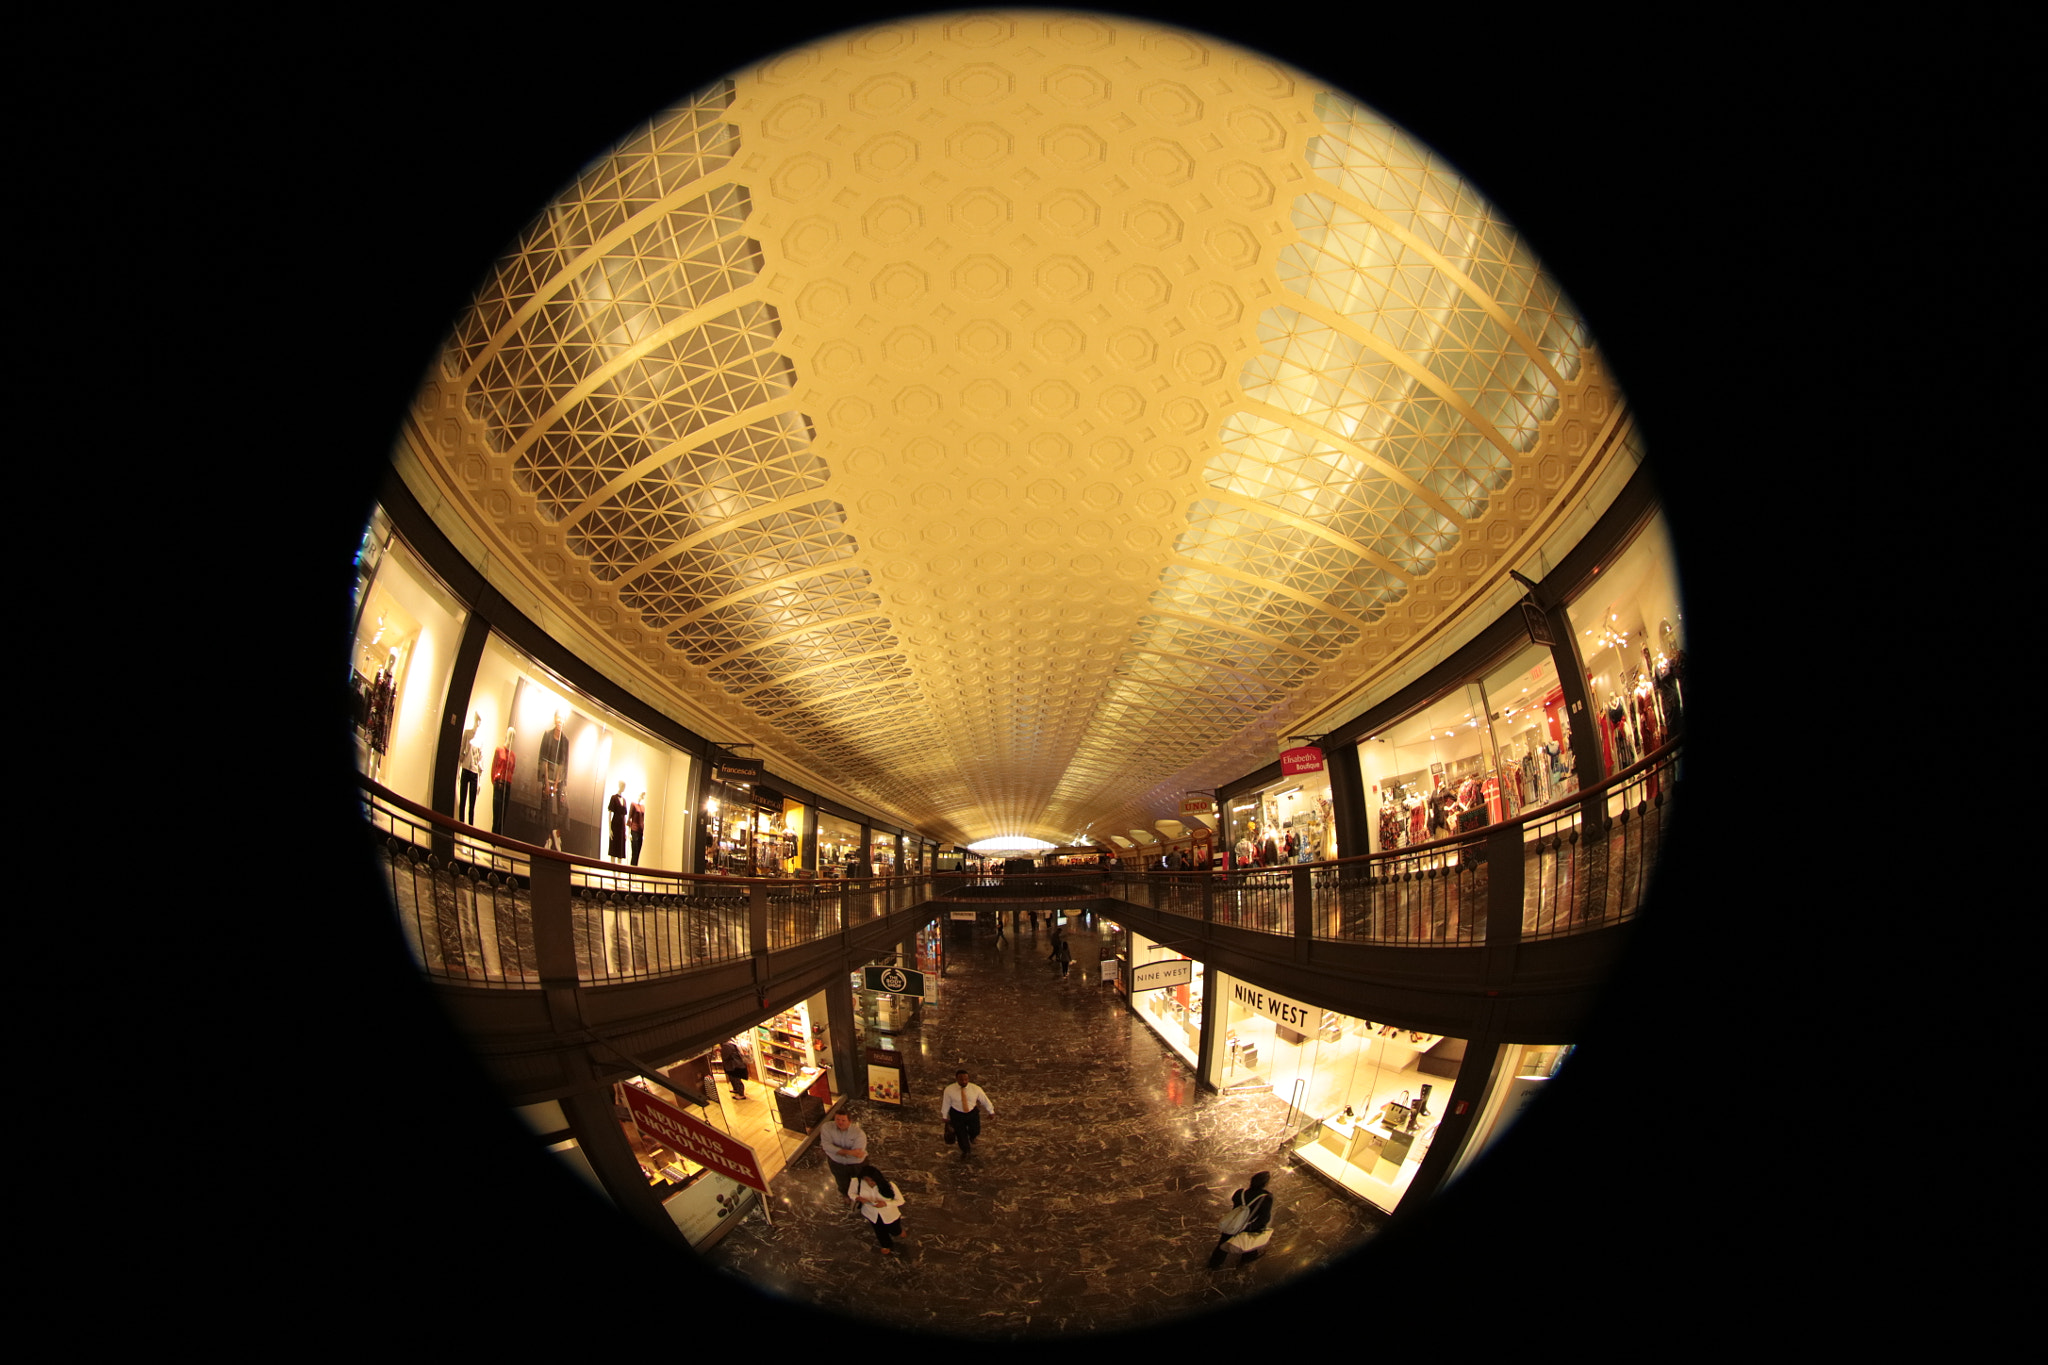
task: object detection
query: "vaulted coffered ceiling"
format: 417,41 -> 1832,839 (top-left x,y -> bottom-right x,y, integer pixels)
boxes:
396,11 -> 1630,849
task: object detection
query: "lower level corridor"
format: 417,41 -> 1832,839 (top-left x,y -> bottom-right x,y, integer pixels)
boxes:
704,914 -> 1387,1338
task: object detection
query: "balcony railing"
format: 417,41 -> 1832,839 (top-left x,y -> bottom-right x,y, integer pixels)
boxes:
1097,740 -> 1680,947
361,779 -> 932,988
360,740 -> 1676,987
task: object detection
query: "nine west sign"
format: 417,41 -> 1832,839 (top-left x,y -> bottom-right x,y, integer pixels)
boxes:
1228,979 -> 1318,1031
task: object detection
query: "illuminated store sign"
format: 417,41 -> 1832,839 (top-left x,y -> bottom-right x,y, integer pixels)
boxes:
1133,959 -> 1194,991
1280,746 -> 1325,776
1228,979 -> 1316,1031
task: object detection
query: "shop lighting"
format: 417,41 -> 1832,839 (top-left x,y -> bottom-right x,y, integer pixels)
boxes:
1277,786 -> 1302,799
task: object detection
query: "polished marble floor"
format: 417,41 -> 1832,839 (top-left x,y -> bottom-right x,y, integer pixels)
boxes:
703,914 -> 1388,1340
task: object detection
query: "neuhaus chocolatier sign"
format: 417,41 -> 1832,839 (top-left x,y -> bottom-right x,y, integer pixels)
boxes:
622,1084 -> 770,1194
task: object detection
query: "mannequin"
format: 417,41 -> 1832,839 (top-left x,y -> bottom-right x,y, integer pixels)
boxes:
367,650 -> 398,779
546,777 -> 566,851
490,728 -> 516,835
629,791 -> 647,866
607,780 -> 629,865
457,712 -> 483,825
1426,777 -> 1453,839
538,712 -> 567,785
539,713 -> 568,850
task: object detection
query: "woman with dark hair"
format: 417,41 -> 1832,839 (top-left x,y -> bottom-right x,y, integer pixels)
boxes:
1207,1171 -> 1275,1268
852,1164 -> 907,1254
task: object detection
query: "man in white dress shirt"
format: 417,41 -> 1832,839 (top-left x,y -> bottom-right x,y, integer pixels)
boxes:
940,1068 -> 995,1160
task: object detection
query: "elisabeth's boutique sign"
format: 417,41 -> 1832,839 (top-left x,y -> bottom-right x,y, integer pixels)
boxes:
1280,746 -> 1325,776
1228,979 -> 1318,1031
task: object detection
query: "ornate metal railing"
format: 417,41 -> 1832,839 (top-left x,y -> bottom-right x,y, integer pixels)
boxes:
362,740 -> 1676,987
1100,741 -> 1681,948
360,778 -> 933,988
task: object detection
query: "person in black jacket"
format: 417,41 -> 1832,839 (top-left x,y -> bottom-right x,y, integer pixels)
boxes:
1207,1171 -> 1275,1268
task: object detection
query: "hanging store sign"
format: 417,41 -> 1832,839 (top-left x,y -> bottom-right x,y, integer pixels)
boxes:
622,1084 -> 769,1194
1179,794 -> 1216,816
1280,746 -> 1326,776
1132,958 -> 1194,991
712,756 -> 762,783
862,964 -> 926,997
1520,601 -> 1557,647
1226,978 -> 1319,1032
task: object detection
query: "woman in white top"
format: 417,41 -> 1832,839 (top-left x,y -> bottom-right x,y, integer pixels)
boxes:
851,1164 -> 907,1254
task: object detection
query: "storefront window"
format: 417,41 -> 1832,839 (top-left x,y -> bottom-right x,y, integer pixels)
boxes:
1566,510 -> 1686,776
467,632 -> 690,865
1122,930 -> 1205,1067
1477,643 -> 1577,822
349,531 -> 467,806
817,814 -> 862,876
616,990 -> 837,1248
735,789 -> 803,877
1355,685 -> 1495,854
1206,973 -> 1465,1212
1222,768 -> 1335,868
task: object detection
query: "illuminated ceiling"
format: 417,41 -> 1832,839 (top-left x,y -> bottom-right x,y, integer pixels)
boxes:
396,11 -> 1630,849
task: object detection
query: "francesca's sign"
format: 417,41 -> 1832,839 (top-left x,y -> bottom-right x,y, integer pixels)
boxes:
1132,958 -> 1194,991
622,1084 -> 770,1194
712,756 -> 762,783
1228,978 -> 1319,1032
1280,746 -> 1325,776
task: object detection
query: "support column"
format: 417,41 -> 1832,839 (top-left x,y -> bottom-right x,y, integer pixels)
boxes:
823,968 -> 859,1096
559,1069 -> 688,1248
683,750 -> 711,876
1387,997 -> 1505,1220
429,611 -> 491,862
1326,746 -> 1367,860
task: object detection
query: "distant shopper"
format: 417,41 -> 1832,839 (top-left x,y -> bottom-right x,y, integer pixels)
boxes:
1051,933 -> 1072,978
940,1069 -> 995,1159
1207,1171 -> 1275,1269
852,1164 -> 907,1254
719,1039 -> 749,1099
820,1110 -> 870,1201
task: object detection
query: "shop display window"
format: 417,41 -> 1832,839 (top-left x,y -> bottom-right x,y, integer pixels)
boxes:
1566,509 -> 1686,777
618,988 -> 840,1246
1209,972 -> 1465,1213
466,632 -> 690,865
817,814 -> 862,876
348,529 -> 467,806
1356,644 -> 1581,856
1125,932 -> 1204,1067
1222,772 -> 1334,868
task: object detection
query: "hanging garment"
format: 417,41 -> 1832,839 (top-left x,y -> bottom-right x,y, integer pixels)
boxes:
1484,774 -> 1504,824
368,668 -> 397,756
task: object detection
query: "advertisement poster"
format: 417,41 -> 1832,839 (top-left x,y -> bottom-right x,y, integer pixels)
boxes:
662,1171 -> 754,1245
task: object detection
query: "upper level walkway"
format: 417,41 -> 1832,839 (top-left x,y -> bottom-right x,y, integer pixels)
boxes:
357,742 -> 1677,1096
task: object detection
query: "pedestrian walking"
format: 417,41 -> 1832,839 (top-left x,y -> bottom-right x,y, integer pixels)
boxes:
719,1039 -> 749,1099
1051,932 -> 1072,978
1207,1171 -> 1275,1268
852,1164 -> 907,1254
820,1110 -> 870,1202
940,1068 -> 995,1160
